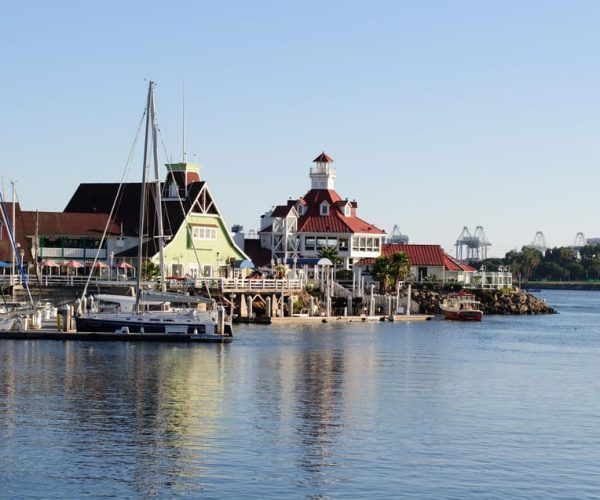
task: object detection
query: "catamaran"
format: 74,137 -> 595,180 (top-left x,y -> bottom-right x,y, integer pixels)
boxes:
75,82 -> 232,341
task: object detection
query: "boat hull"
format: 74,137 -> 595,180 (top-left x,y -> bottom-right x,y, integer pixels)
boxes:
75,316 -> 233,337
441,309 -> 483,321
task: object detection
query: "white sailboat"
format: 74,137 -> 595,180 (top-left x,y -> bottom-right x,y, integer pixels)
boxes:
75,82 -> 232,341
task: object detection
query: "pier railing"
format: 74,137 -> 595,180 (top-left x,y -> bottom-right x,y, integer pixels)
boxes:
0,274 -> 305,293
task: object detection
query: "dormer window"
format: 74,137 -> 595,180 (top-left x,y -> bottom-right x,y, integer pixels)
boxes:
344,204 -> 351,217
297,204 -> 304,216
320,202 -> 330,216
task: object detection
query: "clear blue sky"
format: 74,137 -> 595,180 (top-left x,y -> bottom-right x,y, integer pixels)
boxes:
2,1 -> 599,257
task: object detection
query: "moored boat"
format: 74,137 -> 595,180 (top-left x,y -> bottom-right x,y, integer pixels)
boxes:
440,292 -> 483,321
74,82 -> 232,342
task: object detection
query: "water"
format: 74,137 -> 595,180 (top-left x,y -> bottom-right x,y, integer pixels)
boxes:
1,290 -> 600,498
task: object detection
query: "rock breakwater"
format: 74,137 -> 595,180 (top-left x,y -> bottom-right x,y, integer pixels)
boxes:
408,288 -> 556,315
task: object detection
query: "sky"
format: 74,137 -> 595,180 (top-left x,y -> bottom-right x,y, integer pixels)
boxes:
2,1 -> 600,257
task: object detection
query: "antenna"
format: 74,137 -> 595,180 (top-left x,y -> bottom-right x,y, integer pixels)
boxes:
182,78 -> 186,162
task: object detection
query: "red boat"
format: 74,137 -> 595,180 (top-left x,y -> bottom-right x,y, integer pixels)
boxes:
440,292 -> 483,321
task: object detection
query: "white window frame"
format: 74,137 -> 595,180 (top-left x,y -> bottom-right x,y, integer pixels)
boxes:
320,203 -> 329,216
192,226 -> 217,240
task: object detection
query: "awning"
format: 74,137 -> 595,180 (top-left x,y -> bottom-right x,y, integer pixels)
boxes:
234,259 -> 255,269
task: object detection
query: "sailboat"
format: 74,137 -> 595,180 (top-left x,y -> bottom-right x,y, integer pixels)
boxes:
74,82 -> 232,341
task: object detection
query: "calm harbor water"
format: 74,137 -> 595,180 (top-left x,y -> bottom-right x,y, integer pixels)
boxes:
1,290 -> 600,498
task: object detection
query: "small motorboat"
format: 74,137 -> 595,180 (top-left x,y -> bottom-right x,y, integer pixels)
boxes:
440,292 -> 483,321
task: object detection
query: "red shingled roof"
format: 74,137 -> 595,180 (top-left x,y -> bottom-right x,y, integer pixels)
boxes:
296,189 -> 384,235
357,244 -> 477,271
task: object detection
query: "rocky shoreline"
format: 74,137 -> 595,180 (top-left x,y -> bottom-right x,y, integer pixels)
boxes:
408,288 -> 557,315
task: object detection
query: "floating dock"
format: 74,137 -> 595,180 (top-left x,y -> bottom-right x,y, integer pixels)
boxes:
269,314 -> 433,325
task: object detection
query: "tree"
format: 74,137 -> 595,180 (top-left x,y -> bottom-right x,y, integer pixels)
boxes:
390,251 -> 411,289
141,260 -> 160,280
371,256 -> 394,293
318,246 -> 342,266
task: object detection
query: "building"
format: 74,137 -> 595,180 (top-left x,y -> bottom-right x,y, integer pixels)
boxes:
64,161 -> 248,278
356,243 -> 478,286
248,152 -> 385,269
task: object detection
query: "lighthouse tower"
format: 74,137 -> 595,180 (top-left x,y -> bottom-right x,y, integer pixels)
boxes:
310,151 -> 336,190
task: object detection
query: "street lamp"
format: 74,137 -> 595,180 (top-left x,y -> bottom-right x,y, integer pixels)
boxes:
110,251 -> 115,280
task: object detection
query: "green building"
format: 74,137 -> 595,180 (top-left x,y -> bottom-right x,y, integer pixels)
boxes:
64,161 -> 247,278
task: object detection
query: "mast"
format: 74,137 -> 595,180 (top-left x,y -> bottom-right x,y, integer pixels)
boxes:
11,180 -> 15,292
150,85 -> 166,293
135,82 -> 154,313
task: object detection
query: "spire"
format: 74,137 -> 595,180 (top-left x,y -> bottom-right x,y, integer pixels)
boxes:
313,151 -> 334,164
310,151 -> 336,190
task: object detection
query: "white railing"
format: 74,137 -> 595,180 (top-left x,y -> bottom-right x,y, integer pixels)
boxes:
217,278 -> 304,291
0,274 -> 306,292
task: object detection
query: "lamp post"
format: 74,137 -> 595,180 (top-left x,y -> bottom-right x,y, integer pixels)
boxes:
110,251 -> 115,280
216,252 -> 220,278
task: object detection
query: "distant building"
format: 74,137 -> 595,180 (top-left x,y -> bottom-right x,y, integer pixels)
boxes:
247,152 -> 385,268
356,243 -> 477,285
65,161 -> 247,277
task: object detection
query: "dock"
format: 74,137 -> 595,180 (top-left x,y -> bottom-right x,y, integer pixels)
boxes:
268,314 -> 433,325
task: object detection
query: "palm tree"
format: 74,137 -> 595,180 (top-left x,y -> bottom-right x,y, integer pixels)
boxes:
371,255 -> 394,293
390,251 -> 411,289
318,246 -> 342,266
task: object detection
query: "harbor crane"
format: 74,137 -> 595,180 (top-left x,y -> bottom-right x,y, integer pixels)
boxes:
387,224 -> 409,244
572,232 -> 586,250
527,231 -> 548,253
455,226 -> 491,261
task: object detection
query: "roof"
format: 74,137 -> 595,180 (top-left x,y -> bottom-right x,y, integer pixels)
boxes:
356,244 -> 477,271
65,180 -> 217,257
295,189 -> 384,235
0,203 -> 31,262
313,151 -> 334,163
21,211 -> 120,237
271,205 -> 295,217
243,239 -> 272,268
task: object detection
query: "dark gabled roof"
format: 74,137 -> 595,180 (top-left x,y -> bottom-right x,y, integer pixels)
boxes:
271,205 -> 295,217
65,180 -> 216,258
243,239 -> 272,268
313,151 -> 334,163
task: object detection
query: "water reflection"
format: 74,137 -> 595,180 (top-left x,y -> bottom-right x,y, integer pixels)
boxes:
0,341 -> 228,496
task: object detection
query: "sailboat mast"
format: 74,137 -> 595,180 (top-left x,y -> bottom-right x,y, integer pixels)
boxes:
135,82 -> 154,313
11,180 -> 15,293
150,85 -> 166,293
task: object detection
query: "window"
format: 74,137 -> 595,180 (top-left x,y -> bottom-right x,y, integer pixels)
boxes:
320,203 -> 329,216
192,226 -> 217,240
305,236 -> 316,251
188,264 -> 199,278
339,238 -> 349,251
203,265 -> 213,277
297,204 -> 304,216
344,205 -> 351,216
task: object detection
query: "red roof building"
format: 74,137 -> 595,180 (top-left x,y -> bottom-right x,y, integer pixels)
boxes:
356,243 -> 477,284
251,152 -> 385,268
